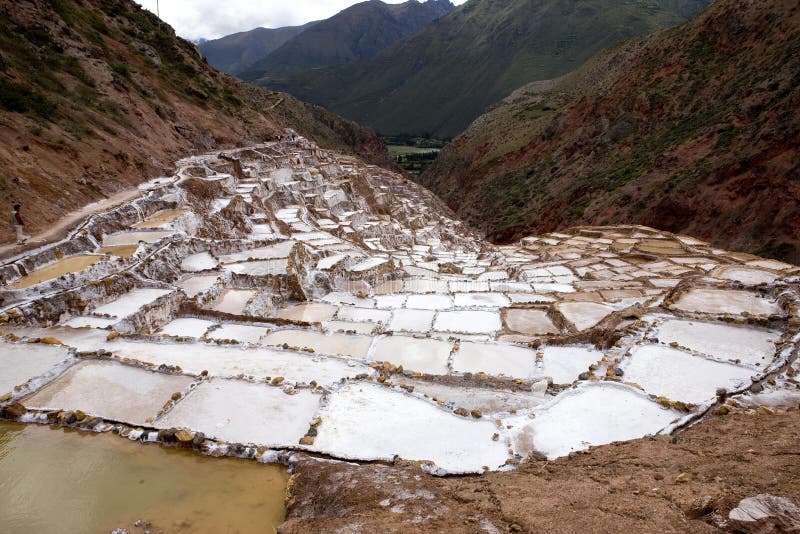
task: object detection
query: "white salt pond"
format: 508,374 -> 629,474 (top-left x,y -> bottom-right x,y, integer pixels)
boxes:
453,293 -> 510,308
207,289 -> 257,315
275,303 -> 338,322
713,267 -> 780,285
205,324 -> 268,344
434,310 -> 502,334
671,288 -> 782,316
371,335 -> 453,375
621,345 -> 755,404
389,309 -> 435,332
0,343 -> 71,395
406,294 -> 453,310
158,318 -> 215,338
156,379 -> 321,447
517,383 -> 678,459
557,302 -> 615,331
25,361 -> 194,426
61,316 -> 119,328
177,275 -> 219,297
217,242 -> 295,263
503,308 -> 558,335
102,230 -> 174,247
655,319 -> 779,366
336,306 -> 391,324
223,259 -> 288,276
313,383 -> 510,473
260,330 -> 373,359
93,288 -> 172,318
105,340 -> 374,385
452,341 -> 535,379
180,252 -> 218,272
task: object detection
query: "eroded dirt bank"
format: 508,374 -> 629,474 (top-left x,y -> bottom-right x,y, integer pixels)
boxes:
283,408 -> 800,533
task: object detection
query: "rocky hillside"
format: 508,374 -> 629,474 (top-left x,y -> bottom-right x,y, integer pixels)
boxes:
260,0 -> 712,138
240,0 -> 455,82
0,0 -> 390,242
421,0 -> 800,263
198,22 -> 318,76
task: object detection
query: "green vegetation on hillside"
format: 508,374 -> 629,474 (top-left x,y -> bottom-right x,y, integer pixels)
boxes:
420,0 -> 800,262
258,0 -> 712,138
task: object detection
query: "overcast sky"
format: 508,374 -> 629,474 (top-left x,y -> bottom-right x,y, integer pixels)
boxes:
136,0 -> 469,41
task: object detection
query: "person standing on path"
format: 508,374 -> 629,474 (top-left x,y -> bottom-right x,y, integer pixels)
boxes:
11,203 -> 27,245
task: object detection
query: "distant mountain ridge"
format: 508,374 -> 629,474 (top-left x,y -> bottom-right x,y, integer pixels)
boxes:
420,0 -> 800,262
257,0 -> 713,138
240,0 -> 455,81
198,22 -> 318,75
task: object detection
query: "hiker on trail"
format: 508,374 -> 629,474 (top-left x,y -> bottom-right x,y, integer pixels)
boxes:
11,203 -> 27,245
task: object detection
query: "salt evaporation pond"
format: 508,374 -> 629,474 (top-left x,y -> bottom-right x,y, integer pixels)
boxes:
0,422 -> 287,534
6,254 -> 102,289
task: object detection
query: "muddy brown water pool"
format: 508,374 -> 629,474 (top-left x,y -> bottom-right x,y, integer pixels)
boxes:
6,254 -> 103,289
0,422 -> 287,533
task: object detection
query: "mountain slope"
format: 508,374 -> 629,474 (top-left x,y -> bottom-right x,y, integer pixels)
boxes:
259,0 -> 712,138
198,22 -> 317,75
421,0 -> 800,262
0,0 -> 390,243
241,0 -> 454,81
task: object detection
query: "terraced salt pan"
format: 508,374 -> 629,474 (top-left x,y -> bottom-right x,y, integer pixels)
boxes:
275,303 -> 338,322
671,288 -> 781,316
405,294 -> 453,310
207,289 -> 257,315
503,309 -> 558,335
323,321 -> 376,335
156,379 -> 321,447
621,345 -> 755,404
104,340 -> 373,385
177,275 -> 219,297
24,360 -> 193,426
313,383 -> 510,473
132,209 -> 188,228
158,318 -> 215,338
180,252 -> 218,272
392,378 -> 546,414
6,255 -> 103,290
713,267 -> 779,285
389,309 -> 435,332
0,326 -> 109,352
453,293 -> 510,308
61,316 -> 118,328
93,288 -> 172,318
372,336 -> 452,375
655,319 -> 779,366
557,302 -> 615,331
518,383 -> 678,459
101,230 -> 174,247
223,259 -> 288,276
452,343 -> 601,384
217,241 -> 295,263
452,341 -> 535,379
261,330 -> 373,359
336,307 -> 391,324
374,294 -> 407,309
0,343 -> 72,395
205,324 -> 268,344
349,257 -> 389,272
434,311 -> 501,334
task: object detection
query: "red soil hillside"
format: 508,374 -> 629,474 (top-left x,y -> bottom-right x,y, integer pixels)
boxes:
421,0 -> 800,263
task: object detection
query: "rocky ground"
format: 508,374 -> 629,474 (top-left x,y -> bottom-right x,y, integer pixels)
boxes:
283,407 -> 800,533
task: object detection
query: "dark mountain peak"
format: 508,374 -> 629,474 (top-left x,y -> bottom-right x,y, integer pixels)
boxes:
241,0 -> 454,81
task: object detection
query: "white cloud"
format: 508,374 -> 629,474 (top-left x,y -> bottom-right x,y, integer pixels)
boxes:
135,0 -> 469,41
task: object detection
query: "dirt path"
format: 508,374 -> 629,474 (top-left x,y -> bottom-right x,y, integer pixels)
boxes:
282,408 -> 800,533
0,188 -> 143,262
